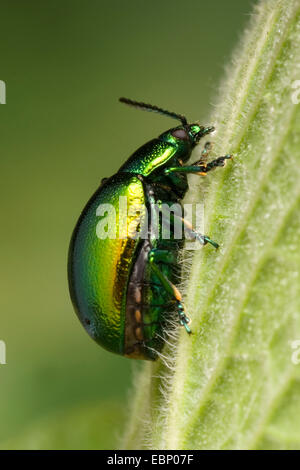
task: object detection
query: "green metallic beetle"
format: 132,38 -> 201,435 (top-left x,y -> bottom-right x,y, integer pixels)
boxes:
68,98 -> 231,360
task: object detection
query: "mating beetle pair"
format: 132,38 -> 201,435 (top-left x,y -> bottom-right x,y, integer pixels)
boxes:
68,98 -> 231,360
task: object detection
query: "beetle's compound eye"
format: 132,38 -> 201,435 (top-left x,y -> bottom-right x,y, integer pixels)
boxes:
171,128 -> 189,140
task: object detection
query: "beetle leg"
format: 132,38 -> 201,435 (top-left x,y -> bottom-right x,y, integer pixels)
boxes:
201,154 -> 233,172
177,215 -> 219,249
189,141 -> 213,165
164,154 -> 232,176
159,206 -> 219,249
199,141 -> 213,162
148,249 -> 191,334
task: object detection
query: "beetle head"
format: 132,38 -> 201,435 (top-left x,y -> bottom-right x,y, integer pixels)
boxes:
119,98 -> 215,161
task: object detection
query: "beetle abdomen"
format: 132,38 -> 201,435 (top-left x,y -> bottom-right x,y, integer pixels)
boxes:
68,173 -> 146,355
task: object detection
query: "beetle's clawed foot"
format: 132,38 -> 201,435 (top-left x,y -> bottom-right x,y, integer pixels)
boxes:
195,233 -> 219,250
178,302 -> 192,334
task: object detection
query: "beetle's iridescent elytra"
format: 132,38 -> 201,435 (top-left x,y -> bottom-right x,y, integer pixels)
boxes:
68,98 -> 231,360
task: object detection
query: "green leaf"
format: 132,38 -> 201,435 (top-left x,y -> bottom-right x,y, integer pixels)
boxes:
122,0 -> 300,450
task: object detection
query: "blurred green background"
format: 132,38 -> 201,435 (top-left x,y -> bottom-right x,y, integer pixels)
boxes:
0,0 -> 253,449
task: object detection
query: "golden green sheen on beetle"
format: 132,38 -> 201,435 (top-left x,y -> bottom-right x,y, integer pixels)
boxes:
68,98 -> 232,360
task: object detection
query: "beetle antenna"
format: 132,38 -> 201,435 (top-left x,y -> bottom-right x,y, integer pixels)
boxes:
119,97 -> 188,126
